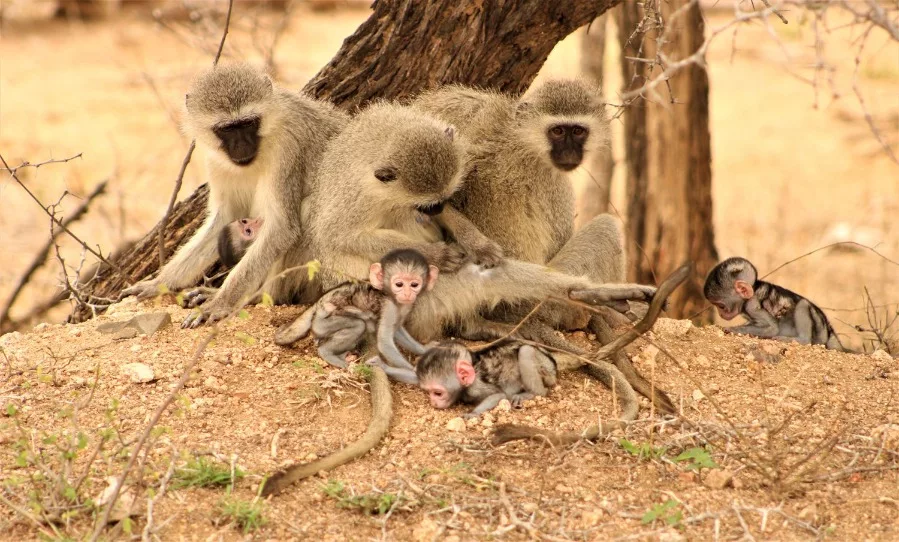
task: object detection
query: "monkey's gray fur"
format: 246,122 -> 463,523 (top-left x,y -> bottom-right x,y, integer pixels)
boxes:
413,79 -> 675,413
704,257 -> 845,351
374,338 -> 558,417
122,63 -> 348,326
305,101 -> 656,345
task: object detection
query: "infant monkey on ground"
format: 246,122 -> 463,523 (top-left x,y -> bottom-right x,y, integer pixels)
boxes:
370,339 -> 558,418
704,257 -> 845,351
274,248 -> 438,369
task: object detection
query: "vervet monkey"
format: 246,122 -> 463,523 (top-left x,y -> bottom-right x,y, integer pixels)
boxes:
218,217 -> 263,267
121,63 -> 348,327
704,257 -> 845,351
370,339 -> 558,418
414,80 -> 674,412
306,101 -> 657,343
275,249 -> 439,369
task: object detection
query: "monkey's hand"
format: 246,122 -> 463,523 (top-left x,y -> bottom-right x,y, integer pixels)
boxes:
464,238 -> 504,269
181,299 -> 232,329
511,393 -> 535,408
426,242 -> 467,273
120,278 -> 171,301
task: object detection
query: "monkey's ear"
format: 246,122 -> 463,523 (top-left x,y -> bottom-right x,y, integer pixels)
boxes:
455,359 -> 476,386
426,265 -> 439,291
369,263 -> 385,290
734,280 -> 754,300
374,166 -> 397,183
444,125 -> 456,141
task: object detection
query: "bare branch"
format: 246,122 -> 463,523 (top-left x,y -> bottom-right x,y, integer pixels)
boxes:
0,180 -> 107,328
0,153 -> 123,277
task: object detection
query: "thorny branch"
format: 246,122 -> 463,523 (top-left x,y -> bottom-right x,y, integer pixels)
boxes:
616,0 -> 899,163
0,153 -> 124,277
0,179 -> 108,328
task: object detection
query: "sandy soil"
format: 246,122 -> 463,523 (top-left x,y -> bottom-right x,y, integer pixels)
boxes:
1,300 -> 897,540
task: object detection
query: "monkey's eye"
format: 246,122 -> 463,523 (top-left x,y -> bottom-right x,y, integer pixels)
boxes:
410,282 -> 420,288
432,391 -> 443,398
240,219 -> 248,224
550,126 -> 565,137
572,126 -> 586,136
394,281 -> 404,288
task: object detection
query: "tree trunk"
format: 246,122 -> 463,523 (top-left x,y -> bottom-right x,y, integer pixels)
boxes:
620,0 -> 718,322
575,15 -> 614,229
73,0 -> 622,322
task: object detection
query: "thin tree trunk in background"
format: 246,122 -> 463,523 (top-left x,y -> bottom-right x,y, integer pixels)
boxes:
73,0 -> 623,322
620,0 -> 718,322
576,15 -> 613,229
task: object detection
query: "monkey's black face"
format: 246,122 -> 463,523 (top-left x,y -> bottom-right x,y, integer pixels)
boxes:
416,201 -> 446,216
213,116 -> 261,166
547,123 -> 589,171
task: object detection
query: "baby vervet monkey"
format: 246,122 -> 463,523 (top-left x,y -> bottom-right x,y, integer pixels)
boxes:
369,339 -> 558,418
274,248 -> 438,370
217,218 -> 264,267
704,257 -> 845,351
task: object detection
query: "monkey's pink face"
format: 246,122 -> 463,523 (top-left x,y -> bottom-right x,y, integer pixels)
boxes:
711,300 -> 739,321
391,272 -> 425,305
236,218 -> 263,242
421,382 -> 452,409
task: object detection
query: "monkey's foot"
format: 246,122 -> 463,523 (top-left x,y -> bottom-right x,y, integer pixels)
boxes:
181,303 -> 230,328
183,287 -> 219,308
120,279 -> 170,301
569,284 -> 658,305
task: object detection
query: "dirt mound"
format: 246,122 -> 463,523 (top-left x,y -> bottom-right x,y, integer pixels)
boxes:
1,301 -> 897,540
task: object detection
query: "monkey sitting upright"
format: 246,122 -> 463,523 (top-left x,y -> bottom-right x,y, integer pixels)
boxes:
274,248 -> 439,370
703,257 -> 845,351
370,339 -> 558,418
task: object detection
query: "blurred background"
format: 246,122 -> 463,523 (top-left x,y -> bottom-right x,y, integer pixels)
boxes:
0,0 -> 896,350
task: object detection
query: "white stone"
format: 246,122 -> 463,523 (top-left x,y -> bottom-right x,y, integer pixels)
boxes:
121,363 -> 154,383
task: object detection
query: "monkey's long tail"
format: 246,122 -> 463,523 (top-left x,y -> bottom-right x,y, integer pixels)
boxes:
260,367 -> 392,497
274,304 -> 316,345
490,263 -> 691,447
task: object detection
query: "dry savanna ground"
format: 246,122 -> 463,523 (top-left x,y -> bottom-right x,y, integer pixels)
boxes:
1,2 -> 898,541
0,300 -> 898,540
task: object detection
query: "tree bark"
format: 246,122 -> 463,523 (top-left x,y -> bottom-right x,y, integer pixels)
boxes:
73,0 -> 622,322
620,0 -> 718,322
575,15 -> 614,229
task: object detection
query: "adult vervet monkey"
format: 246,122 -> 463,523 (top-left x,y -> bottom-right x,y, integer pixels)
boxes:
414,79 -> 676,412
122,63 -> 348,326
306,101 -> 658,343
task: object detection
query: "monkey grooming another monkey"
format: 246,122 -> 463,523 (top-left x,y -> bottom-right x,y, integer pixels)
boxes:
307,101 -> 657,344
704,257 -> 845,351
370,339 -> 558,418
414,80 -> 675,413
217,218 -> 263,268
121,63 -> 348,327
275,248 -> 439,370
